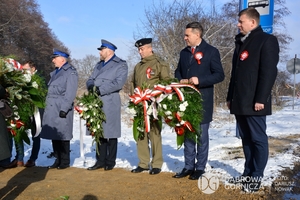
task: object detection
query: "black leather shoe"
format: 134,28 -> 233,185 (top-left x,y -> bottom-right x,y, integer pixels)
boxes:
189,170 -> 205,180
131,166 -> 149,173
47,152 -> 57,158
104,166 -> 114,171
172,168 -> 194,178
149,168 -> 161,175
57,165 -> 69,170
87,163 -> 104,170
48,162 -> 60,169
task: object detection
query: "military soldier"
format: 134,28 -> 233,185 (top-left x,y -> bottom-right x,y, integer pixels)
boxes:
40,49 -> 78,169
131,38 -> 170,175
86,39 -> 128,171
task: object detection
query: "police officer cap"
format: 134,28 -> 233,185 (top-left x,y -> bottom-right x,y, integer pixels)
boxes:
97,39 -> 117,51
135,38 -> 152,47
50,48 -> 69,59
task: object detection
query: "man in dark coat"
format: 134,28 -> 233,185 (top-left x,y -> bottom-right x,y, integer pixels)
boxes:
86,39 -> 128,171
0,84 -> 12,167
40,49 -> 78,169
226,7 -> 279,192
174,22 -> 224,180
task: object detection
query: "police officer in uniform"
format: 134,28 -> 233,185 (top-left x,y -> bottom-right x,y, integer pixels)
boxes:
131,38 -> 170,175
86,39 -> 128,171
40,49 -> 78,169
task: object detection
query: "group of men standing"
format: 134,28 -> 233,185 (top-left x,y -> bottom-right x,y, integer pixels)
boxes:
0,7 -> 279,193
85,7 -> 279,194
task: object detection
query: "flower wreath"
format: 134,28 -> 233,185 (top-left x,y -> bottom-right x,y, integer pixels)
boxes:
75,88 -> 106,154
128,78 -> 203,148
0,57 -> 47,144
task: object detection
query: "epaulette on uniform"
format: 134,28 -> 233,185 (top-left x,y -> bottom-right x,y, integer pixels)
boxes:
155,56 -> 167,66
115,57 -> 126,63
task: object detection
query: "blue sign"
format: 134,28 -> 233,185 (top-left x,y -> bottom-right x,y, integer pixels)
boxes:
240,0 -> 274,34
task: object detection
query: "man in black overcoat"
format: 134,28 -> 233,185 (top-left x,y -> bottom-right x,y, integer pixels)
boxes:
227,7 -> 279,192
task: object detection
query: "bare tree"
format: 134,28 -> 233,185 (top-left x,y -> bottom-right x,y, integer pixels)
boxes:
0,0 -> 69,80
273,70 -> 291,105
133,0 -> 292,107
134,0 -> 236,106
72,54 -> 99,95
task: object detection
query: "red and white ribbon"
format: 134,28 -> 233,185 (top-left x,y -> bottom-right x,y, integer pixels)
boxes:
129,87 -> 162,133
75,106 -> 84,114
175,112 -> 195,134
4,58 -> 23,70
169,83 -> 200,102
130,83 -> 200,133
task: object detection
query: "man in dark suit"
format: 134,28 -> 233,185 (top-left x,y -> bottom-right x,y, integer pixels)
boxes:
174,22 -> 224,180
226,7 -> 279,192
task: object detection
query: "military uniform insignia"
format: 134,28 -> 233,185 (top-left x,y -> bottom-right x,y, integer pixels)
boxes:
194,52 -> 203,64
240,51 -> 249,61
146,67 -> 154,79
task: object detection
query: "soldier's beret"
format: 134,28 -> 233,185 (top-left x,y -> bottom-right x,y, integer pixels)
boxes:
135,38 -> 152,47
97,39 -> 117,51
50,48 -> 69,59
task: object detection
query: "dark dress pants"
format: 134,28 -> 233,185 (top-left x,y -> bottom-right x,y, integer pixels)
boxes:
52,140 -> 70,167
29,117 -> 40,161
235,115 -> 268,179
96,138 -> 117,167
184,123 -> 210,170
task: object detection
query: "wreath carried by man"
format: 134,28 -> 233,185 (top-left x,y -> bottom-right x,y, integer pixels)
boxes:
0,57 -> 47,144
127,78 -> 203,148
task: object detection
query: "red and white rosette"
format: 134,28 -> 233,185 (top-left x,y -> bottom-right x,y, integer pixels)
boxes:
146,67 -> 152,79
240,50 -> 249,61
194,52 -> 203,64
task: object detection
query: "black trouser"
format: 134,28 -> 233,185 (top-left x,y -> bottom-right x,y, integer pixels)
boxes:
235,115 -> 268,179
52,140 -> 70,167
95,138 -> 117,167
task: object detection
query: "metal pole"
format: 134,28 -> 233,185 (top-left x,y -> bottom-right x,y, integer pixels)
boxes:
79,116 -> 84,158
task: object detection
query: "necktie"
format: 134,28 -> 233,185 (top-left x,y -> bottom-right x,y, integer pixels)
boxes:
191,47 -> 195,54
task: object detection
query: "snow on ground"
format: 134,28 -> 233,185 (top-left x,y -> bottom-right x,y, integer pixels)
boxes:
19,97 -> 300,187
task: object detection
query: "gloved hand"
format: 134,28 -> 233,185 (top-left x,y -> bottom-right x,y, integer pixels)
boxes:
59,110 -> 67,118
95,87 -> 100,95
88,84 -> 94,92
